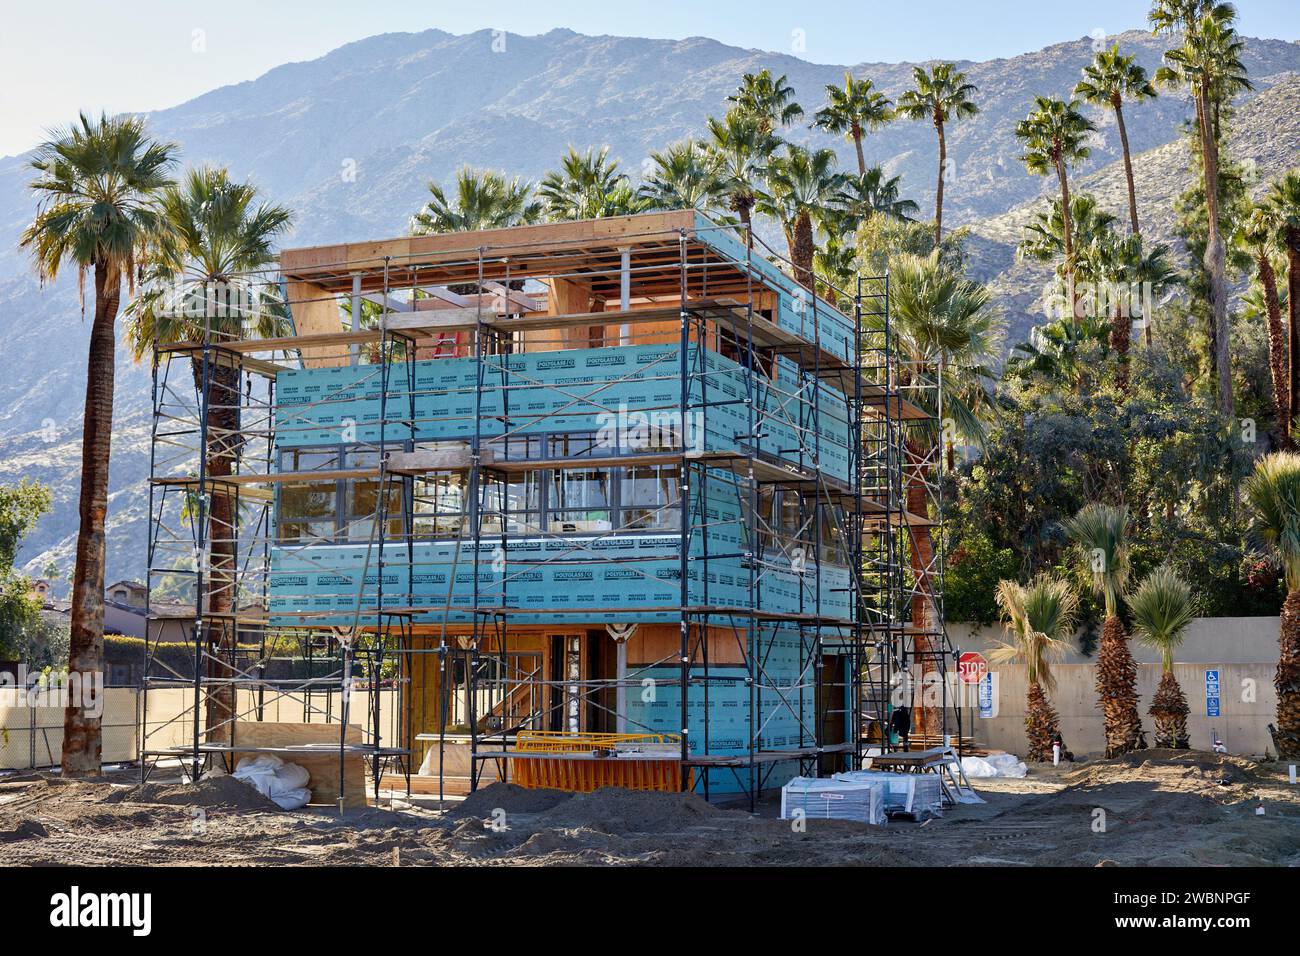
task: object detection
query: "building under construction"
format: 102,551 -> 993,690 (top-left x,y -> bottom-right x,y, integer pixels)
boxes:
138,210 -> 956,809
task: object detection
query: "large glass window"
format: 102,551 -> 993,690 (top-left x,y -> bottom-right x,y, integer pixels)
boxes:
482,472 -> 543,535
344,450 -> 402,541
620,465 -> 681,531
278,450 -> 339,543
549,468 -> 612,531
413,474 -> 467,536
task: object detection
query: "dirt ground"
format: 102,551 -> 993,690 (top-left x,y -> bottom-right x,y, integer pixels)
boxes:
2,750 -> 1298,866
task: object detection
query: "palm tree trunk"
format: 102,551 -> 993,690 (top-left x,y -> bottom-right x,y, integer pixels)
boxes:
933,120 -> 946,246
194,358 -> 242,747
1025,680 -> 1061,761
1110,298 -> 1132,393
1113,98 -> 1140,236
1096,614 -> 1143,757
1273,588 -> 1300,758
791,213 -> 815,290
62,261 -> 120,777
905,440 -> 941,739
1198,84 -> 1233,418
1286,235 -> 1300,439
1149,669 -> 1190,749
736,196 -> 754,249
1257,253 -> 1291,449
852,125 -> 866,178
1056,158 -> 1075,318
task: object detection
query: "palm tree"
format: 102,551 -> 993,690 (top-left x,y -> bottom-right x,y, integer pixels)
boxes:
1079,231 -> 1179,391
990,575 -> 1079,761
812,237 -> 858,308
1235,204 -> 1290,447
836,166 -> 920,226
1243,452 -> 1300,758
1006,312 -> 1112,393
727,69 -> 803,134
705,112 -> 778,241
19,112 -> 177,776
1064,502 -> 1143,757
1019,193 -> 1118,278
123,167 -> 293,745
1155,4 -> 1252,418
539,146 -> 646,221
894,63 -> 980,245
410,167 -> 540,235
757,144 -> 844,288
1015,96 -> 1096,314
1267,172 -> 1300,439
1074,44 -> 1158,235
812,72 -> 893,177
1129,565 -> 1195,749
637,141 -> 728,213
883,251 -> 1001,736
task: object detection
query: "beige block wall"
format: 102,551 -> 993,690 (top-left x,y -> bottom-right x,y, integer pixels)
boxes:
948,617 -> 1282,758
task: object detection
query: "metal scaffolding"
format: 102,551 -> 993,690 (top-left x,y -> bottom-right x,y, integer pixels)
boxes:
136,211 -> 955,810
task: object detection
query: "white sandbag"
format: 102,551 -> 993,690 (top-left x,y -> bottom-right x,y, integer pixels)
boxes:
961,753 -> 1028,778
233,754 -> 313,810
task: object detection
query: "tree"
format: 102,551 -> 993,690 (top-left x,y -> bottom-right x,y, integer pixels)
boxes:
637,141 -> 728,213
990,574 -> 1078,760
410,167 -> 540,235
1015,96 -> 1096,313
1079,231 -> 1179,390
1242,451 -> 1300,758
1005,312 -> 1112,393
0,481 -> 53,661
19,112 -> 177,776
1064,502 -> 1144,757
883,250 -> 1001,736
1019,193 -> 1118,273
1155,4 -> 1252,417
812,237 -> 858,308
757,144 -> 844,288
124,166 -> 293,745
539,147 -> 648,221
1266,172 -> 1300,441
705,112 -> 778,240
833,166 -> 920,229
894,63 -> 979,245
812,72 -> 892,177
1074,44 -> 1158,235
1129,565 -> 1195,748
727,69 -> 803,134
1235,204 -> 1290,447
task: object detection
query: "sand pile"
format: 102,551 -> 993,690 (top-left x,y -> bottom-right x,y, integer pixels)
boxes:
1061,749 -> 1272,790
449,783 -> 735,834
449,783 -> 574,819
109,775 -> 280,812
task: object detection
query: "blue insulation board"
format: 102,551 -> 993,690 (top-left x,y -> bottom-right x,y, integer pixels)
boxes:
273,344 -> 851,483
625,629 -> 846,795
268,532 -> 851,625
691,211 -> 856,364
269,343 -> 852,627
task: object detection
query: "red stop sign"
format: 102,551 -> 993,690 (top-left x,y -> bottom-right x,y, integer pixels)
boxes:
958,652 -> 988,684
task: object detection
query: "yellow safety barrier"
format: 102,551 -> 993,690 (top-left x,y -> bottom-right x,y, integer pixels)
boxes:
512,731 -> 693,793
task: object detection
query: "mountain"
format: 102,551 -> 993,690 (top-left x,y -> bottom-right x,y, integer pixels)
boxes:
1,26 -> 1298,586
968,71 -> 1300,346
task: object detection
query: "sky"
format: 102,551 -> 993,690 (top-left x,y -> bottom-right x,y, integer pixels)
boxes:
2,0 -> 1298,156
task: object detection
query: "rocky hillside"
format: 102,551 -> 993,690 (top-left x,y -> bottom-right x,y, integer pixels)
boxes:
968,72 -> 1300,347
1,26 -> 1298,585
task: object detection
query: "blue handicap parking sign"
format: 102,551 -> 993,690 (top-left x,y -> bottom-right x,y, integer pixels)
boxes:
1205,669 -> 1220,718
